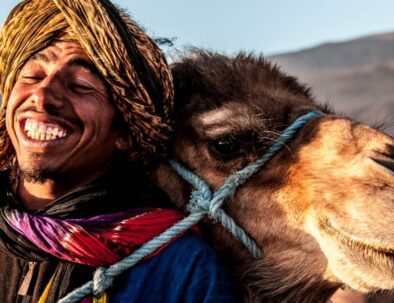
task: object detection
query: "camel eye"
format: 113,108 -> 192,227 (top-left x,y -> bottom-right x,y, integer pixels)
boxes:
209,136 -> 244,159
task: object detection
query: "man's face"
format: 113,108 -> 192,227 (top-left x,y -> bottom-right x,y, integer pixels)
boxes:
6,40 -> 124,184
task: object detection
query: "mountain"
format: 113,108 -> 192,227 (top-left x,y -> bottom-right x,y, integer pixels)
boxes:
270,32 -> 394,136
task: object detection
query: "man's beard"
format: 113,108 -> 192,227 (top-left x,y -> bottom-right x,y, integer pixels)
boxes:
17,154 -> 56,184
18,168 -> 49,184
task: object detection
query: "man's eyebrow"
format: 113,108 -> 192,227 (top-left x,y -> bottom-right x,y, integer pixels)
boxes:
67,59 -> 102,78
30,52 -> 50,63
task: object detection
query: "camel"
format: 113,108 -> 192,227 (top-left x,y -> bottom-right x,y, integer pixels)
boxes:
152,51 -> 394,303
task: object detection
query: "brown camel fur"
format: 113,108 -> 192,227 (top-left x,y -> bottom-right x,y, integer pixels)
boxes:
152,51 -> 394,303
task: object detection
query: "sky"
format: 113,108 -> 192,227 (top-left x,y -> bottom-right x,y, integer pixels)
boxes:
1,1 -> 394,56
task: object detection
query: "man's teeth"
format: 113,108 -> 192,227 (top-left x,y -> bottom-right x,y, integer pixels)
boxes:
24,119 -> 67,141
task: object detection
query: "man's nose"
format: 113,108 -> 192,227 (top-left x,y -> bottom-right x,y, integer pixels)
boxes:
30,78 -> 64,112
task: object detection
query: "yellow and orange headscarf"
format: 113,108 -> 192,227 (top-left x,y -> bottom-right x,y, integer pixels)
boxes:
0,0 -> 174,169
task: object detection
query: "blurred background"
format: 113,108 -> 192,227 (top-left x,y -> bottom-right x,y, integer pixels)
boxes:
1,1 -> 394,134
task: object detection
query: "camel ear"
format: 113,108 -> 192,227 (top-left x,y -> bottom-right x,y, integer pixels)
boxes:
171,59 -> 205,121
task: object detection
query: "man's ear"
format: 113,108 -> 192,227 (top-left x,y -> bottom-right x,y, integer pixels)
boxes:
115,133 -> 132,150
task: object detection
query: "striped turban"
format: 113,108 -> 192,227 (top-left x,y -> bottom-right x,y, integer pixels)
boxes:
0,0 -> 174,169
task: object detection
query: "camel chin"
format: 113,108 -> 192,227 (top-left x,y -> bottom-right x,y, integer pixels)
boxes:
307,214 -> 394,293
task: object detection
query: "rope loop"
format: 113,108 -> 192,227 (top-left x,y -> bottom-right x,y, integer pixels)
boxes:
170,111 -> 323,257
93,267 -> 114,297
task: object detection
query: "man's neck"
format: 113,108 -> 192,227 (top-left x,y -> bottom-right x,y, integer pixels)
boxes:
17,179 -> 71,211
14,161 -> 115,211
16,173 -> 104,211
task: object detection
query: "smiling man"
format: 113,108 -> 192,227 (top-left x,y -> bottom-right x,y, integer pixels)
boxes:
7,41 -> 124,210
0,0 -> 234,302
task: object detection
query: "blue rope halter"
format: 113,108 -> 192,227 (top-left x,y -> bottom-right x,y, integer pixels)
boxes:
59,111 -> 322,303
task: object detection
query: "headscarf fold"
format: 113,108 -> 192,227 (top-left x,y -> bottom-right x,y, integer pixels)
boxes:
0,0 -> 174,168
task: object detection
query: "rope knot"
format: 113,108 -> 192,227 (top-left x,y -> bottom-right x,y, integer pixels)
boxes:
187,190 -> 212,214
92,267 -> 113,297
186,189 -> 228,219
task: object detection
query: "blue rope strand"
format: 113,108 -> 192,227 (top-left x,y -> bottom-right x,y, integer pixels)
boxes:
214,208 -> 262,258
58,111 -> 322,302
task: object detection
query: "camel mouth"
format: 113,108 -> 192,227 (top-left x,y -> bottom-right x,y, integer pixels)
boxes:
318,217 -> 394,262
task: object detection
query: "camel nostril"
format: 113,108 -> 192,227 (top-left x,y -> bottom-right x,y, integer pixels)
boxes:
386,144 -> 394,158
371,158 -> 394,175
374,144 -> 394,160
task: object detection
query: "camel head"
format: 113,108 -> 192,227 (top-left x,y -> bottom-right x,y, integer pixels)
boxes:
152,51 -> 394,303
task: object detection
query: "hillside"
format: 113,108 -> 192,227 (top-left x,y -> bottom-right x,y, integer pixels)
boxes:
270,32 -> 394,136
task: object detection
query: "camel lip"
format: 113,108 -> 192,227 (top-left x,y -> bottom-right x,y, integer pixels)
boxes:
318,217 -> 394,256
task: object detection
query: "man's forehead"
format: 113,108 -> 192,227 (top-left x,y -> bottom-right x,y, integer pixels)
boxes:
30,41 -> 87,63
31,52 -> 54,63
28,42 -> 101,77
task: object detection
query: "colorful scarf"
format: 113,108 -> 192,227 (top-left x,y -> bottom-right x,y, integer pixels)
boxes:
0,169 -> 187,302
4,207 -> 188,267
